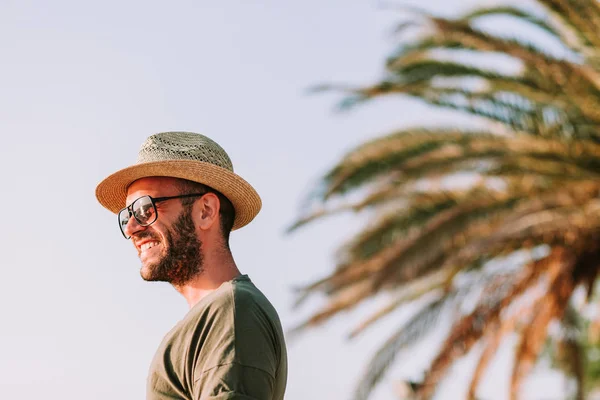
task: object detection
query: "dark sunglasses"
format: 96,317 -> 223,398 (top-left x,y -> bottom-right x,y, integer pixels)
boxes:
118,193 -> 206,239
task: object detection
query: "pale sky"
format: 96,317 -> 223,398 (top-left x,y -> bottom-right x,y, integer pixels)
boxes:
0,1 -> 566,399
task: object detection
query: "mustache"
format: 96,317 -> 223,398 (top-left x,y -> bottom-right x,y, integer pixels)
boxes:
133,231 -> 160,242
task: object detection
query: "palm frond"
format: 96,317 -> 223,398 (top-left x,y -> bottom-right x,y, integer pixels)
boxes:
377,12 -> 600,134
348,271 -> 452,339
315,130 -> 600,201
417,248 -> 570,399
352,295 -> 450,400
510,251 -> 577,399
288,279 -> 374,337
292,1 -> 600,399
467,314 -> 518,400
291,188 -> 600,335
549,306 -> 585,400
462,6 -> 565,42
537,0 -> 600,50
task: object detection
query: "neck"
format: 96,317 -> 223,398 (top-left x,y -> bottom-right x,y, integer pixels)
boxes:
173,246 -> 241,308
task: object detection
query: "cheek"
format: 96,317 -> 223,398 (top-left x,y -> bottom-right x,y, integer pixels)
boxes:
154,225 -> 172,247
144,225 -> 169,247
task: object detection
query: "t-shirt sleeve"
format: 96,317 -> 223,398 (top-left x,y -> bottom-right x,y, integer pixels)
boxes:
194,362 -> 275,400
189,282 -> 283,400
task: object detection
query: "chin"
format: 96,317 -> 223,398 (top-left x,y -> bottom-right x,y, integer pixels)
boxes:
139,266 -> 152,281
140,263 -> 160,282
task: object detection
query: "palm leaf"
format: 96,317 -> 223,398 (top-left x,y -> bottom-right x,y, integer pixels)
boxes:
290,1 -> 600,399
549,306 -> 585,400
417,247 -> 573,399
352,295 -> 450,400
510,255 -> 576,399
462,6 -> 565,41
467,315 -> 518,400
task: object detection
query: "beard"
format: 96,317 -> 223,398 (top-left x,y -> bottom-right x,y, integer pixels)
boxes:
139,206 -> 203,286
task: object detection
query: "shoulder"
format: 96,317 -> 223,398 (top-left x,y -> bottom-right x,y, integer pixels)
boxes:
181,275 -> 277,336
230,276 -> 284,332
191,276 -> 287,393
181,275 -> 283,335
186,279 -> 237,321
231,276 -> 267,307
230,277 -> 286,369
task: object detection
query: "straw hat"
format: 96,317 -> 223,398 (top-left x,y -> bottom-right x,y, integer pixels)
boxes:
95,131 -> 261,230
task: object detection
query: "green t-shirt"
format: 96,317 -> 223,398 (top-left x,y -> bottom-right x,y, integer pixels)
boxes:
147,275 -> 288,400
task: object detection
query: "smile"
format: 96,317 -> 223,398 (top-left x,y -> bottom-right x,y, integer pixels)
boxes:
140,241 -> 160,252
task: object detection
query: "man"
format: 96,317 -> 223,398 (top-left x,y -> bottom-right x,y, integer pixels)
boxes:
96,131 -> 287,400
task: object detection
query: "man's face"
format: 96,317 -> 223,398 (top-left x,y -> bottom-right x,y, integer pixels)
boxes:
124,177 -> 203,286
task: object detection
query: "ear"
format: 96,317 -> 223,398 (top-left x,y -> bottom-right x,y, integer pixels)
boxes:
196,193 -> 220,231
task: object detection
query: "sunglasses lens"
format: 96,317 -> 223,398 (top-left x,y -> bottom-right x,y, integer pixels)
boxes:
118,196 -> 160,239
132,196 -> 156,226
118,208 -> 132,238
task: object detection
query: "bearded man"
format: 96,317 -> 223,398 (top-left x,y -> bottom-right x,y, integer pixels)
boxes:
96,131 -> 287,400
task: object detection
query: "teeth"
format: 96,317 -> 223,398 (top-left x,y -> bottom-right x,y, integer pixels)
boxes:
140,242 -> 158,251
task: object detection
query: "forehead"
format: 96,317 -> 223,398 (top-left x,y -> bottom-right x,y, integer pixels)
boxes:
125,177 -> 182,205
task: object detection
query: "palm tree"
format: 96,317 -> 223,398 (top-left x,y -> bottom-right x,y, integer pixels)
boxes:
289,1 -> 600,399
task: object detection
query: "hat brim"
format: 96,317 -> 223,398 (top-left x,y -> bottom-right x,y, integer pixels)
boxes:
95,160 -> 261,230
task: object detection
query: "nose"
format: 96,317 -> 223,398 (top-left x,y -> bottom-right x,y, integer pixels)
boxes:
123,215 -> 147,238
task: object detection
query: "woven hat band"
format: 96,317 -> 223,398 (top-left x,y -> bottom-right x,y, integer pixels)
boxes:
137,131 -> 234,171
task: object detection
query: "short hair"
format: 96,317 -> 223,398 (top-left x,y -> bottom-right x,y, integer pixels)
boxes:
175,179 -> 235,245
